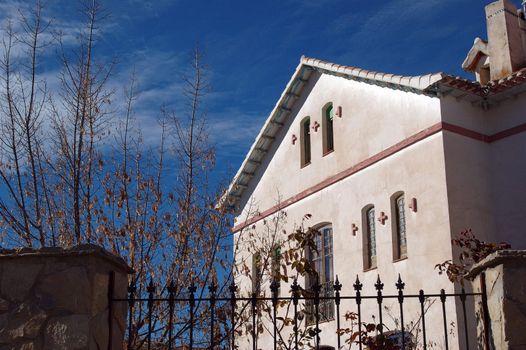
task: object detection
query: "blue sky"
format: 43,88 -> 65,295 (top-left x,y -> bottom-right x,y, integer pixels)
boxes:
0,0 -> 504,185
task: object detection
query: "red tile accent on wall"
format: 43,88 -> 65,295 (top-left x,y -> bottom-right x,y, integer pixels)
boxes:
409,197 -> 418,212
351,223 -> 359,236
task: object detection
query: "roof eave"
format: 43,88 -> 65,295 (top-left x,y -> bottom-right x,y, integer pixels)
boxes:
220,60 -> 314,213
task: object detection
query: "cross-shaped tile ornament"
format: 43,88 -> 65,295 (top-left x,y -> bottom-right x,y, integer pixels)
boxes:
408,197 -> 417,212
351,223 -> 359,236
335,106 -> 342,118
378,211 -> 388,225
312,121 -> 320,132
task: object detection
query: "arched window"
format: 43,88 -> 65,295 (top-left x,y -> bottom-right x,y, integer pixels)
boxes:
301,117 -> 311,167
363,206 -> 377,270
322,103 -> 334,154
307,224 -> 334,324
392,193 -> 407,260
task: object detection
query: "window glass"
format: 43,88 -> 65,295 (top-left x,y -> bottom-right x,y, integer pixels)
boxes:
302,118 -> 311,166
366,207 -> 377,269
307,225 -> 334,324
367,207 -> 376,256
324,105 -> 334,153
395,195 -> 407,258
323,227 -> 333,284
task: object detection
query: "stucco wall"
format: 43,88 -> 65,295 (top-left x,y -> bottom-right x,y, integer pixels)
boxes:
235,73 -> 443,216
441,94 -> 526,248
489,134 -> 526,246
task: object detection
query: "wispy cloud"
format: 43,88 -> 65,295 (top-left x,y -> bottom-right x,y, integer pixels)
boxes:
208,107 -> 265,148
124,0 -> 176,19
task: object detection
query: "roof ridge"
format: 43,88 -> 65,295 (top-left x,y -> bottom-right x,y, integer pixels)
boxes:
301,56 -> 446,90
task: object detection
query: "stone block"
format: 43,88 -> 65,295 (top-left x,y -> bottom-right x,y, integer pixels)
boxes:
44,315 -> 89,350
0,245 -> 131,350
91,272 -> 108,316
0,299 -> 9,313
91,311 -> 109,350
16,341 -> 39,350
0,303 -> 47,343
36,266 -> 90,314
468,250 -> 526,350
1,263 -> 42,302
0,314 -> 7,330
0,342 -> 39,350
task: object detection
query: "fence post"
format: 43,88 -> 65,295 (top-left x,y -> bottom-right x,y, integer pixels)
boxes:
334,276 -> 342,350
167,281 -> 176,350
353,276 -> 363,350
108,271 -> 115,350
127,280 -> 136,350
0,244 -> 132,350
291,279 -> 300,350
396,275 -> 406,350
229,282 -> 237,350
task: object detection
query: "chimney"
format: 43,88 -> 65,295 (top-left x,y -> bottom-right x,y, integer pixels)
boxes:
486,0 -> 526,79
463,0 -> 526,83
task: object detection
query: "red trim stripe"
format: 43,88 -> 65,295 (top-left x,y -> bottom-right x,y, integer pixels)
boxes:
489,123 -> 526,142
441,122 -> 489,143
232,121 -> 526,232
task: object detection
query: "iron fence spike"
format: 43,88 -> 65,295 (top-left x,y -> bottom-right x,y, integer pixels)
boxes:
334,276 -> 342,291
375,275 -> 384,291
353,275 -> 363,291
168,280 -> 176,294
189,280 -> 197,294
147,278 -> 155,293
396,274 -> 405,290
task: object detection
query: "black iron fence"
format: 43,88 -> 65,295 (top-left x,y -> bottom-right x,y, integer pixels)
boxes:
111,275 -> 488,350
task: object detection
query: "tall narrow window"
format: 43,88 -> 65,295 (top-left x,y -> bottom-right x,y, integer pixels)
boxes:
307,224 -> 334,324
323,103 -> 334,154
301,117 -> 311,166
252,253 -> 261,295
393,193 -> 407,260
363,206 -> 377,270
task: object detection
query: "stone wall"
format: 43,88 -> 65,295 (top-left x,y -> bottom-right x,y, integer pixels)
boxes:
0,244 -> 131,350
467,250 -> 526,350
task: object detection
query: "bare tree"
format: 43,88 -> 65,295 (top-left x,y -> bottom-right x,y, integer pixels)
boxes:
0,0 -> 58,247
0,2 -> 231,347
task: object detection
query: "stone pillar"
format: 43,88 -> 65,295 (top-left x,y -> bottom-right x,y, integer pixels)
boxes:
0,244 -> 132,350
466,250 -> 526,350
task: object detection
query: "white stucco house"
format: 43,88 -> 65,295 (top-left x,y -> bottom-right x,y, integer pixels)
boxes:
225,0 -> 526,349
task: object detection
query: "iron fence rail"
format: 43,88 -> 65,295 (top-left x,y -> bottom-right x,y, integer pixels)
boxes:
111,274 -> 488,350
